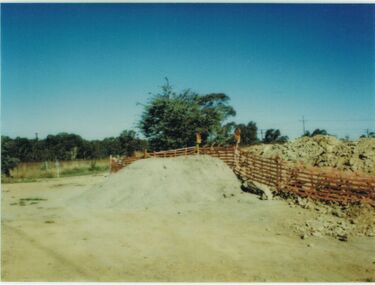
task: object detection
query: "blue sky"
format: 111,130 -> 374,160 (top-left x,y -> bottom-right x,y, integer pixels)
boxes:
2,4 -> 374,140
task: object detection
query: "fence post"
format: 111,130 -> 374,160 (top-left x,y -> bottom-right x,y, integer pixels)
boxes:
109,155 -> 112,173
275,156 -> 281,191
55,159 -> 60,178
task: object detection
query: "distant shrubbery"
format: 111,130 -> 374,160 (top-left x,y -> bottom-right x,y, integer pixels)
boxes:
1,131 -> 147,176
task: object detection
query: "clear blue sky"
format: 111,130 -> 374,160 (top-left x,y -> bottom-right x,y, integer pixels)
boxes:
2,3 -> 374,140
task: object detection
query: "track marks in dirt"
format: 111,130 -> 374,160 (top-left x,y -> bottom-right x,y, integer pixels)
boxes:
2,223 -> 91,281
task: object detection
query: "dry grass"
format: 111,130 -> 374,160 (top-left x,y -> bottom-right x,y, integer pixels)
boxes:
5,159 -> 109,182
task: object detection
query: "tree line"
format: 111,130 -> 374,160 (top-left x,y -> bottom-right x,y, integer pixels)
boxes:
1,131 -> 147,176
3,79 -> 370,176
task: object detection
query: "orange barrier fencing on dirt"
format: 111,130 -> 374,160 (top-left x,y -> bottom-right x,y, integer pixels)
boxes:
110,146 -> 375,206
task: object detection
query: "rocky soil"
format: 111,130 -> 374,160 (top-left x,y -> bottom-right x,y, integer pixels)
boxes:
283,195 -> 375,242
244,136 -> 375,175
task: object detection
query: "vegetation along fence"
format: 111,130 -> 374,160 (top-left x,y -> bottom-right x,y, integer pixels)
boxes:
110,146 -> 375,206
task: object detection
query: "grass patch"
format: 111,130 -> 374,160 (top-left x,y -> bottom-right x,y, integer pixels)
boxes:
20,198 -> 47,201
3,159 -> 109,183
1,176 -> 39,184
16,197 -> 48,206
60,165 -> 108,177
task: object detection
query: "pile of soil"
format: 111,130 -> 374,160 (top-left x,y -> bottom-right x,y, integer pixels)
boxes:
72,155 -> 242,210
71,153 -> 374,242
285,196 -> 375,241
244,136 -> 375,175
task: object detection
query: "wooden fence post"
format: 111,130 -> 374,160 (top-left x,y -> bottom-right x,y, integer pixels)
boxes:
275,156 -> 281,191
109,155 -> 112,173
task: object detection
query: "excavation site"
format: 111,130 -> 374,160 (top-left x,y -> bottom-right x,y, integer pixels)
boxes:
2,142 -> 374,282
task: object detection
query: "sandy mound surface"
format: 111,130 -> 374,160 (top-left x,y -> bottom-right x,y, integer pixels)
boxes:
245,136 -> 375,175
72,155 -> 242,210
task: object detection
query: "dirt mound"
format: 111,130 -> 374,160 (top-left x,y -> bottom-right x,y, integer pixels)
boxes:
72,155 -> 242,210
284,196 -> 375,241
245,136 -> 375,175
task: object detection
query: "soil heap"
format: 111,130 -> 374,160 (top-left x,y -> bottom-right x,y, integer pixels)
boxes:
72,155 -> 242,210
244,136 -> 375,175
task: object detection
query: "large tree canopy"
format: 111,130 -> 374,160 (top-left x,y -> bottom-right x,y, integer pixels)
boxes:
138,81 -> 236,150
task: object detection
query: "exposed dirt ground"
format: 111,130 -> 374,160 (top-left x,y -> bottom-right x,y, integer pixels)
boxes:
2,164 -> 375,281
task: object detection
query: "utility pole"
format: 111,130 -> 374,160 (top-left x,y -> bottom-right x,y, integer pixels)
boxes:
35,132 -> 38,141
260,129 -> 264,140
299,116 -> 307,135
364,128 -> 370,137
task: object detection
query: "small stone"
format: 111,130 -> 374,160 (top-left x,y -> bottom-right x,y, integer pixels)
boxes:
300,234 -> 305,240
307,243 -> 313,247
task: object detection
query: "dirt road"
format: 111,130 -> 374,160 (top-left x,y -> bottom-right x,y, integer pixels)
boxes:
2,174 -> 374,281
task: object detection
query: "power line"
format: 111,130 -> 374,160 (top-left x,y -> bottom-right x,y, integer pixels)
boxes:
363,128 -> 372,136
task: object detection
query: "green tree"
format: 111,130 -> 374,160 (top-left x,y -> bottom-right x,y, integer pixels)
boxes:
302,131 -> 311,137
1,136 -> 20,176
360,132 -> 375,138
303,129 -> 328,137
209,121 -> 237,145
311,129 -> 328,136
263,129 -> 288,144
138,80 -> 236,150
236,121 -> 258,145
100,137 -> 122,156
45,133 -> 85,160
118,130 -> 148,156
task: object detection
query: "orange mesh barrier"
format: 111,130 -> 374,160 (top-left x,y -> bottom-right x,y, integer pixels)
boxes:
109,146 -> 375,206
